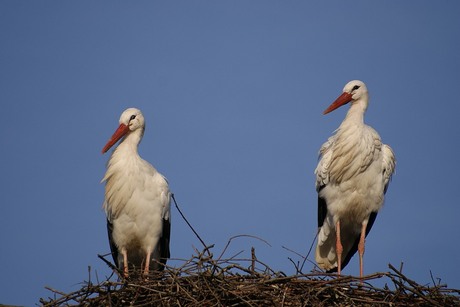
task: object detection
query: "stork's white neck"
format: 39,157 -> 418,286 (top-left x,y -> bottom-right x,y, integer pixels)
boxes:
112,128 -> 144,159
342,98 -> 368,127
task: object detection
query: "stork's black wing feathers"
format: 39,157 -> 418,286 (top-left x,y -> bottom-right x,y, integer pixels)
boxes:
326,211 -> 378,273
158,217 -> 171,271
317,186 -> 328,228
106,219 -> 119,268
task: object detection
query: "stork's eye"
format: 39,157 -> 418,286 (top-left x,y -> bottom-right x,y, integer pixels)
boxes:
129,115 -> 136,121
352,85 -> 360,91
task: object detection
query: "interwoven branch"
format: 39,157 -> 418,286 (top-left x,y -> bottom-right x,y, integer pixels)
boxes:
40,248 -> 460,307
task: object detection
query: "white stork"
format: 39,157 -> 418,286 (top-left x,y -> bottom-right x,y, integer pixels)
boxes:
315,80 -> 395,277
101,108 -> 171,277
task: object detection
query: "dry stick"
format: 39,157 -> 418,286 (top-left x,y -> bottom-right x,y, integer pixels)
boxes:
216,234 -> 272,262
74,266 -> 94,304
389,264 -> 442,307
251,247 -> 256,273
42,287 -> 86,307
282,246 -> 303,274
169,266 -> 201,304
203,273 -> 224,304
43,286 -> 68,298
172,193 -> 211,257
300,229 -> 320,273
97,253 -> 123,280
429,270 -> 445,288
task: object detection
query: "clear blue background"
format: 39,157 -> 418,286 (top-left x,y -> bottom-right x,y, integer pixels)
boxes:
1,1 -> 459,305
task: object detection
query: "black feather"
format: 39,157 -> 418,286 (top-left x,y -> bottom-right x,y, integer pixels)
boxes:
157,218 -> 171,271
317,186 -> 327,228
106,219 -> 119,268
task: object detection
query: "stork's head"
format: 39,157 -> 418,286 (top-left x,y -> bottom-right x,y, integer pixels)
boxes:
119,108 -> 145,131
323,80 -> 368,115
102,108 -> 145,154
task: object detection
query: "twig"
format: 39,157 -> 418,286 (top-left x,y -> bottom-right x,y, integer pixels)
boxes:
251,247 -> 256,273
172,193 -> 211,257
216,234 -> 271,262
300,229 -> 320,273
97,253 -> 123,280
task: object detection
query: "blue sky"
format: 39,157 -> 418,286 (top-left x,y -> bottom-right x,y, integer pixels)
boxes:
1,1 -> 459,305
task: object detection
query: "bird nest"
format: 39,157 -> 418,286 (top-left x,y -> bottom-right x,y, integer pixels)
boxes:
40,200 -> 459,306
40,244 -> 460,307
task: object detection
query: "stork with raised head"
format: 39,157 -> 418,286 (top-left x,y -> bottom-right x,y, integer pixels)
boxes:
315,80 -> 395,277
101,108 -> 171,277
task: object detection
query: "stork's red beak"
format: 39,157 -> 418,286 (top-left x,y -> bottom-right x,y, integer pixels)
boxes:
102,123 -> 130,154
323,92 -> 353,115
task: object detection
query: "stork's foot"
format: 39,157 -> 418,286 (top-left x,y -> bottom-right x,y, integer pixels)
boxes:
143,251 -> 152,279
358,222 -> 367,279
121,249 -> 129,278
335,220 -> 343,276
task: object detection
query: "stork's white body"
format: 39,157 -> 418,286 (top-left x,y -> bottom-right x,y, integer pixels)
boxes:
315,81 -> 395,276
102,108 -> 171,276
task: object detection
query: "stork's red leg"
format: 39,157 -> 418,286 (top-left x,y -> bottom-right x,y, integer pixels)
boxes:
122,248 -> 129,277
358,222 -> 367,278
335,220 -> 343,276
144,251 -> 151,276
